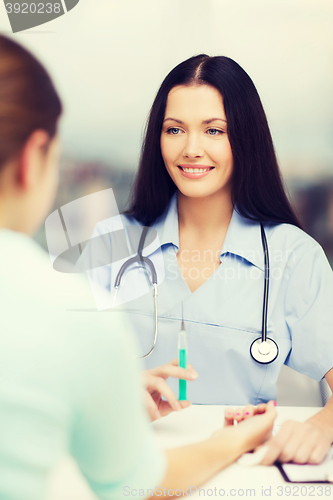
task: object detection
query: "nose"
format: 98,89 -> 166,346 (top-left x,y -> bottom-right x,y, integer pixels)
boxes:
182,133 -> 204,159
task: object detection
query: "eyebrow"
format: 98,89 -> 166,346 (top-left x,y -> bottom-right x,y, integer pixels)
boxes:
163,117 -> 227,124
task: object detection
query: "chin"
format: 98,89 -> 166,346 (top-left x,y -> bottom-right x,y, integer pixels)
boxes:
177,186 -> 218,199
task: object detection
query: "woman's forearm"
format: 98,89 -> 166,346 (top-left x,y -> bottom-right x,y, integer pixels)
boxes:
152,429 -> 243,499
151,401 -> 277,499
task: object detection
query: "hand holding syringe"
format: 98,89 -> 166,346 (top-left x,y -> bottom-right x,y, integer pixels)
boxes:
142,359 -> 198,420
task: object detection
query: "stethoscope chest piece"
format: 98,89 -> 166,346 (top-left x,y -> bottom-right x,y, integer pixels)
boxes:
250,338 -> 279,364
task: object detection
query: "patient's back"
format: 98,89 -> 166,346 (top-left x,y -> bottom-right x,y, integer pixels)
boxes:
0,229 -> 165,500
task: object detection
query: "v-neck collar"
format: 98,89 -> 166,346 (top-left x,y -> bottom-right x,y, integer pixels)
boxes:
150,193 -> 265,271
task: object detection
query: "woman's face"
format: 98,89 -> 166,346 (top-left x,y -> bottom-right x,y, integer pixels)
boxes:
160,84 -> 233,200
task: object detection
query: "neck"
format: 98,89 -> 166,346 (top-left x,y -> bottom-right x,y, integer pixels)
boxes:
0,208 -> 20,232
0,160 -> 36,235
0,197 -> 28,233
177,190 -> 233,234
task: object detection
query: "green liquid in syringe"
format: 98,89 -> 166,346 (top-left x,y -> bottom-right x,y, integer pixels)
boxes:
179,348 -> 187,400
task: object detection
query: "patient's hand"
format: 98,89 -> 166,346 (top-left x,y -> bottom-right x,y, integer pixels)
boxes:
212,402 -> 277,455
142,359 -> 198,421
223,402 -> 272,426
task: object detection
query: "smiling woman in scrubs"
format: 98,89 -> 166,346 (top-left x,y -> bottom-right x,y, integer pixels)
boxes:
0,37 -> 281,500
86,54 -> 333,465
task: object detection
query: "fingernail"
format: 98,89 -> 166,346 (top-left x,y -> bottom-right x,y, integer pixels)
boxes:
188,372 -> 198,379
226,411 -> 232,416
245,412 -> 250,416
236,412 -> 240,416
273,401 -> 277,407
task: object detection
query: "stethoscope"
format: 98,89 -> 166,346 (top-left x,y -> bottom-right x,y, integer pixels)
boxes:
113,226 -> 158,358
113,224 -> 279,364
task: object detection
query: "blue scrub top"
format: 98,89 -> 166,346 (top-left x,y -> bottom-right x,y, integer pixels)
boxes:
85,194 -> 333,405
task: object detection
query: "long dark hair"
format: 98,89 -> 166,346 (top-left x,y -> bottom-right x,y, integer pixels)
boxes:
125,54 -> 301,228
0,35 -> 62,171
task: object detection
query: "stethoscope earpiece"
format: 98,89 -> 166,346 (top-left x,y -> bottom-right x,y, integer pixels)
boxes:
250,338 -> 279,364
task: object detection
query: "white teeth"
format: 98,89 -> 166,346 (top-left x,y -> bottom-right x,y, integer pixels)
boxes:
182,167 -> 210,173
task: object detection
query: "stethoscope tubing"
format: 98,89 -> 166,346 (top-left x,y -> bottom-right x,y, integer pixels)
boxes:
114,223 -> 279,363
260,223 -> 269,344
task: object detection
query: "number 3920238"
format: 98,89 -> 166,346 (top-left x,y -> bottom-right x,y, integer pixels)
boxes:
5,3 -> 61,14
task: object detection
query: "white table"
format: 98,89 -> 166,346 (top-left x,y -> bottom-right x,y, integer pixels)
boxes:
152,405 -> 331,499
47,406 -> 330,500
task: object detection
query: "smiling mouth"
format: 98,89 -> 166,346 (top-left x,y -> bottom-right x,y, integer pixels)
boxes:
178,166 -> 214,173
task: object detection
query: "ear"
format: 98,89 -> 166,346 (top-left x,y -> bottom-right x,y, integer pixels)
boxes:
18,130 -> 51,189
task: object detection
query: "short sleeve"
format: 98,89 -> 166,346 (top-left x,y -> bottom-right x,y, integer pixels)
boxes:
284,245 -> 333,380
69,312 -> 167,499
